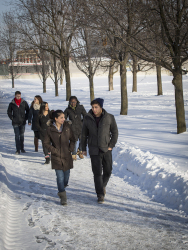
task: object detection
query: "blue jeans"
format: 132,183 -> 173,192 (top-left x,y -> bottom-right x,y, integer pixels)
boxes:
13,125 -> 25,151
72,136 -> 82,155
55,169 -> 70,192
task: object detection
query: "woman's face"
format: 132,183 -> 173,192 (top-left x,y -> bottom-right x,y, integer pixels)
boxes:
55,113 -> 65,125
45,103 -> 49,111
70,98 -> 77,107
34,97 -> 39,104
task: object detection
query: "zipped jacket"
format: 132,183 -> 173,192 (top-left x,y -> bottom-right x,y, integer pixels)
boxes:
81,109 -> 118,155
7,98 -> 29,126
43,121 -> 76,171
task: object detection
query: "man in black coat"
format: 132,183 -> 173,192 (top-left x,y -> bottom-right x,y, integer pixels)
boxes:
82,98 -> 118,203
7,91 -> 29,154
64,96 -> 87,160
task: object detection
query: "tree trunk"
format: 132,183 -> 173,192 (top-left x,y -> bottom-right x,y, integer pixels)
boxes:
64,68 -> 71,101
43,78 -> 46,93
120,59 -> 128,115
54,55 -> 58,96
12,75 -> 14,88
60,67 -> 64,85
108,62 -> 114,91
89,74 -> 94,101
172,71 -> 186,134
156,64 -> 163,95
132,55 -> 137,92
41,55 -> 46,93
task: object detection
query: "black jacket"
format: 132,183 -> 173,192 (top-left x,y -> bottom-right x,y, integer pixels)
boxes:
7,98 -> 29,126
64,102 -> 87,140
35,113 -> 51,141
81,109 -> 118,155
28,106 -> 40,131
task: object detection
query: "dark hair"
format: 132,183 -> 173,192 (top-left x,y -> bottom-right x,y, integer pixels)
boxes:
52,110 -> 64,122
15,91 -> 21,95
69,96 -> 78,103
91,100 -> 101,107
39,102 -> 50,117
30,95 -> 43,108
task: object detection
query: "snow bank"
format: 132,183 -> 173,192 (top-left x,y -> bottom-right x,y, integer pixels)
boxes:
112,143 -> 188,215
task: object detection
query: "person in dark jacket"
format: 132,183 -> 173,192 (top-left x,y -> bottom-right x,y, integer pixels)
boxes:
36,102 -> 52,164
7,91 -> 29,154
64,96 -> 87,161
43,110 -> 76,205
28,95 -> 43,152
82,98 -> 118,204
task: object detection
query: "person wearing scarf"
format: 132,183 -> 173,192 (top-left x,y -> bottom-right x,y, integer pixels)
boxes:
7,91 -> 29,154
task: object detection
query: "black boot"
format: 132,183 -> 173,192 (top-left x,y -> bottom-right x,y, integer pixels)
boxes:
44,157 -> 50,164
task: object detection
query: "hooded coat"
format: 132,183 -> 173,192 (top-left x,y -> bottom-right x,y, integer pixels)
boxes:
81,109 -> 118,155
64,99 -> 87,141
43,121 -> 76,171
7,98 -> 29,126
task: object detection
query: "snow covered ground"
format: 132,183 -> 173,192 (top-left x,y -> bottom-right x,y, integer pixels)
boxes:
0,74 -> 188,250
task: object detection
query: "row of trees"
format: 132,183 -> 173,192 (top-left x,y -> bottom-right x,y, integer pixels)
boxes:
0,0 -> 187,134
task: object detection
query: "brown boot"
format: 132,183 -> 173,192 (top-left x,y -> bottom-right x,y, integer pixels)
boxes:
58,191 -> 67,205
34,137 -> 38,152
77,149 -> 84,159
72,155 -> 77,161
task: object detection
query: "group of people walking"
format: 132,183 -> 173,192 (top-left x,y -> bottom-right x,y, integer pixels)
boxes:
7,91 -> 118,205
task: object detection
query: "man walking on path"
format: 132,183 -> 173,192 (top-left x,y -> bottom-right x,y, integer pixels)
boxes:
7,91 -> 29,154
81,98 -> 118,203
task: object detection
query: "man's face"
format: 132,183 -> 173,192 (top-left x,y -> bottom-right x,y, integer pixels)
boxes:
92,104 -> 102,117
15,94 -> 21,100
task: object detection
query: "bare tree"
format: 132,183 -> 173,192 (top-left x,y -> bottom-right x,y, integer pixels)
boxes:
0,13 -> 22,88
71,27 -> 103,101
14,0 -> 78,100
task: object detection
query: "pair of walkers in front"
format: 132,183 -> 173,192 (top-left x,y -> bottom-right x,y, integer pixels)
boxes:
8,93 -> 118,205
44,98 -> 118,205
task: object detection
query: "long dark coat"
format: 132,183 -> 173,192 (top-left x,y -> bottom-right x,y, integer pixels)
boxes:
35,113 -> 51,141
28,106 -> 40,131
81,109 -> 118,155
43,121 -> 76,171
7,98 -> 29,126
64,102 -> 87,141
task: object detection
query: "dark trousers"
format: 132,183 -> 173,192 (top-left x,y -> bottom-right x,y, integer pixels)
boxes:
90,150 -> 112,197
13,125 -> 25,151
42,140 -> 49,157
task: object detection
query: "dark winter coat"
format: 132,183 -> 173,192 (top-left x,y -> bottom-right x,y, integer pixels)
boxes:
81,109 -> 118,155
7,98 -> 29,126
35,113 -> 51,141
43,121 -> 76,171
64,102 -> 87,141
28,105 -> 41,131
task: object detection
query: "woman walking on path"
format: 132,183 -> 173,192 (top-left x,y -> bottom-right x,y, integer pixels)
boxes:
64,96 -> 87,161
43,110 -> 76,205
36,102 -> 52,164
28,95 -> 43,152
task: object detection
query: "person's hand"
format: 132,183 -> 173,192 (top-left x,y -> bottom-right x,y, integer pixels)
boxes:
82,151 -> 87,156
108,147 -> 112,151
28,123 -> 31,125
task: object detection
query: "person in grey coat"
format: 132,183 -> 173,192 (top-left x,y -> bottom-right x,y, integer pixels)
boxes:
81,98 -> 118,204
7,91 -> 29,154
64,96 -> 87,160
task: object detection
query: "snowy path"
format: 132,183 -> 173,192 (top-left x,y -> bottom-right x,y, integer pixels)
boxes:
0,102 -> 188,250
0,75 -> 188,250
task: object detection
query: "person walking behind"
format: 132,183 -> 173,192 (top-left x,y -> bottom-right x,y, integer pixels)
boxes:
36,102 -> 52,164
43,110 -> 76,205
28,95 -> 43,152
7,91 -> 29,154
81,98 -> 118,204
64,96 -> 87,161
